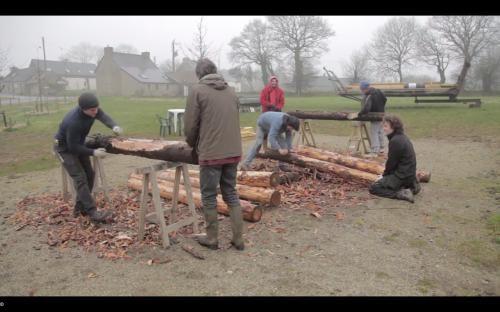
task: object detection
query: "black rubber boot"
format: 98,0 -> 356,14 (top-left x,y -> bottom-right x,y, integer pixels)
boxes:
196,208 -> 219,250
88,209 -> 112,223
396,188 -> 415,203
73,203 -> 88,217
411,180 -> 422,195
230,205 -> 245,251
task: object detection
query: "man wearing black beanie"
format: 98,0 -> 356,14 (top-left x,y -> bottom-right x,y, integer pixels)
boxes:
54,92 -> 123,223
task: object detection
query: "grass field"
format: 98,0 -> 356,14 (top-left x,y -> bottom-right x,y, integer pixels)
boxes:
0,95 -> 499,177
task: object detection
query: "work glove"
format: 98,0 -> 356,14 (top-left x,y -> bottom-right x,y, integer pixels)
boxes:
347,112 -> 359,120
93,148 -> 108,158
112,126 -> 123,135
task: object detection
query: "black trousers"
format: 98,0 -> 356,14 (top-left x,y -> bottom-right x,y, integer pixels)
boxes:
199,163 -> 241,211
54,145 -> 96,213
369,174 -> 418,199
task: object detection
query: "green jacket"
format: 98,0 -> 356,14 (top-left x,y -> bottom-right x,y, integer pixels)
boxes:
184,74 -> 242,161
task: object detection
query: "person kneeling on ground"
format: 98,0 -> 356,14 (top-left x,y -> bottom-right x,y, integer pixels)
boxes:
240,112 -> 300,171
369,115 -> 421,203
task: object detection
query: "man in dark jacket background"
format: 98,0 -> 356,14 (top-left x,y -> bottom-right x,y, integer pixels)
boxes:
53,92 -> 122,222
349,81 -> 387,156
184,58 -> 245,251
369,115 -> 420,203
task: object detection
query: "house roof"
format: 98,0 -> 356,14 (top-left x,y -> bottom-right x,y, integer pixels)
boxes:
2,67 -> 35,83
111,52 -> 170,84
164,58 -> 198,85
30,59 -> 96,78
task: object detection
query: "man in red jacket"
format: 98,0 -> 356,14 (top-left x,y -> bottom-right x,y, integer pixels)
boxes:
260,76 -> 285,112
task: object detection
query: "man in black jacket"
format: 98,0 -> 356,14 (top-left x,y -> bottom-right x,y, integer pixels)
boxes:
348,81 -> 387,156
369,115 -> 420,203
53,92 -> 123,223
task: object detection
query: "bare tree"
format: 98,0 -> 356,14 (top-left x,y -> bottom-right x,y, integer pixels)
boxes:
429,16 -> 499,91
473,45 -> 500,92
0,46 -> 9,77
371,17 -> 418,82
59,42 -> 103,64
416,26 -> 450,83
115,44 -> 139,54
342,47 -> 371,83
185,17 -> 213,61
267,16 -> 335,95
158,59 -> 181,75
229,19 -> 280,85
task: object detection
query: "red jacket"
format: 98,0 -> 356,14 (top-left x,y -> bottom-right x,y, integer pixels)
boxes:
260,76 -> 285,112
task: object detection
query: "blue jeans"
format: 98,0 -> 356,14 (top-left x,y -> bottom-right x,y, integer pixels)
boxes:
243,126 -> 287,166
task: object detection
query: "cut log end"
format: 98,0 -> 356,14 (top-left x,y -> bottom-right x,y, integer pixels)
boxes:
248,206 -> 263,223
269,172 -> 280,187
269,191 -> 282,207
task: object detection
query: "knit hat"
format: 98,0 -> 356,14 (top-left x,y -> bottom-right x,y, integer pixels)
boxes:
78,92 -> 99,110
359,81 -> 370,90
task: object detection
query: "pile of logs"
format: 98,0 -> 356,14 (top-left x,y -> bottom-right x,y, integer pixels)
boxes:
240,127 -> 256,140
127,170 -> 282,223
257,145 -> 431,185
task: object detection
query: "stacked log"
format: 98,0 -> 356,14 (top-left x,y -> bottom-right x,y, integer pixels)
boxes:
297,145 -> 384,175
127,176 -> 262,222
257,151 -> 379,185
185,169 -> 280,188
259,146 -> 431,184
130,171 -> 281,207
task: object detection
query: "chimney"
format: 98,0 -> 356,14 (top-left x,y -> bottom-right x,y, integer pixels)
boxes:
141,52 -> 150,60
104,46 -> 113,57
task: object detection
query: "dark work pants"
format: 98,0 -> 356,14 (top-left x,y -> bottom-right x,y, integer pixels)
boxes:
199,163 -> 241,211
54,146 -> 96,213
369,174 -> 418,199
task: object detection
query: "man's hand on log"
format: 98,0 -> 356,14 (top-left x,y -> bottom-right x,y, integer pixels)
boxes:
347,112 -> 359,120
93,148 -> 108,158
112,126 -> 123,136
279,149 -> 289,156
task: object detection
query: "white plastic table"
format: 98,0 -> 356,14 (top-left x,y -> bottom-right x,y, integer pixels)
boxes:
167,109 -> 186,134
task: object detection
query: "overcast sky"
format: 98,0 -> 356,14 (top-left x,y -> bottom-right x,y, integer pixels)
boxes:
0,15 -> 437,79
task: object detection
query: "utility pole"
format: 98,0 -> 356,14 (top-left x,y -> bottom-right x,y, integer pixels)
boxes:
172,40 -> 178,72
42,37 -> 47,111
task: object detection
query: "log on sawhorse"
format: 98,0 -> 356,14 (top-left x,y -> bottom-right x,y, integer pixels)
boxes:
135,161 -> 200,249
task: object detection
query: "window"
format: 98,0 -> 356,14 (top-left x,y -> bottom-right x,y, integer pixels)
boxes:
155,84 -> 159,90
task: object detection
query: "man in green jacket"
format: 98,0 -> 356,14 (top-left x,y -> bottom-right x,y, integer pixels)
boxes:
184,58 -> 245,251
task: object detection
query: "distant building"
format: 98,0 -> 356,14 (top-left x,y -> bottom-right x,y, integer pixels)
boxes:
1,67 -> 35,95
96,47 -> 177,97
165,57 -> 199,96
1,59 -> 96,96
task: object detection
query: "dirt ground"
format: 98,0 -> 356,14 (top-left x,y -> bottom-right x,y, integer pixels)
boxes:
0,135 -> 499,296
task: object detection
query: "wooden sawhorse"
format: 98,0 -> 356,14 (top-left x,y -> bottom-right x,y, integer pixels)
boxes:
55,152 -> 111,205
346,121 -> 371,155
136,162 -> 199,248
294,119 -> 317,148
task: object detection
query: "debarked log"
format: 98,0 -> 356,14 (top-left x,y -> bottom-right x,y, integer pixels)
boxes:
127,177 -> 262,222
